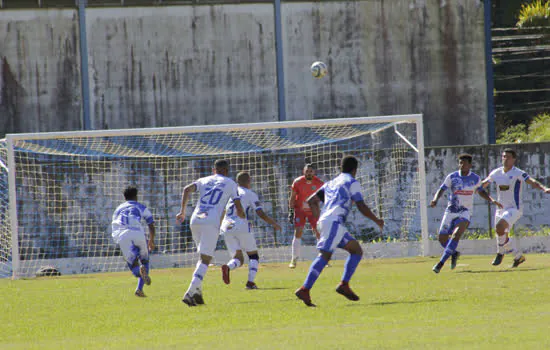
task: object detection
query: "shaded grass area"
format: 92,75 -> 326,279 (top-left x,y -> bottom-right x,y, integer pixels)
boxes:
1,255 -> 550,349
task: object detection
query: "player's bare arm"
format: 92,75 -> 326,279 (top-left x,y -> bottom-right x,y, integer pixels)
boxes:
148,223 -> 156,251
526,177 -> 550,194
256,209 -> 281,231
481,179 -> 491,189
477,188 -> 503,209
430,188 -> 445,207
234,199 -> 246,219
306,189 -> 324,219
355,200 -> 384,231
176,183 -> 196,223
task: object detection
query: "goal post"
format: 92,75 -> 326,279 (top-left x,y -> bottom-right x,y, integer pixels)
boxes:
0,115 -> 428,279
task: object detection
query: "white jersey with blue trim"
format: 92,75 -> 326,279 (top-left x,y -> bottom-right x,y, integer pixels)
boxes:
111,201 -> 154,242
440,171 -> 482,213
485,166 -> 530,210
190,174 -> 240,226
318,173 -> 364,223
221,186 -> 262,234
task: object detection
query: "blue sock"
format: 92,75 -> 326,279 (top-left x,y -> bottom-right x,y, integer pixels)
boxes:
137,277 -> 145,291
303,256 -> 328,289
342,254 -> 362,283
440,239 -> 459,264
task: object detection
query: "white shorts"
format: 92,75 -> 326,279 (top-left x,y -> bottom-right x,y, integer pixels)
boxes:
439,211 -> 471,235
316,219 -> 355,253
223,231 -> 258,256
117,231 -> 149,264
495,208 -> 522,228
190,223 -> 220,257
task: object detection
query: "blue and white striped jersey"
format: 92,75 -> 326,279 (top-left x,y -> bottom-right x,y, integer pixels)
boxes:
111,201 -> 154,242
439,171 -> 482,213
318,173 -> 364,223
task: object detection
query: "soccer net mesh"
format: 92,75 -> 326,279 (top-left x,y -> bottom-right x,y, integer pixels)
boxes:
0,116 -> 426,278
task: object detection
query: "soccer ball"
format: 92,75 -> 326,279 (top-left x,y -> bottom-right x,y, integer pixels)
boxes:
310,61 -> 328,78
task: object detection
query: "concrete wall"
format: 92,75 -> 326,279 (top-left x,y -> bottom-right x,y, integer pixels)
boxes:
1,1 -> 487,146
0,10 -> 82,133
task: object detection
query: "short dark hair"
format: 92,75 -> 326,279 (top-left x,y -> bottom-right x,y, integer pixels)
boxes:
503,148 -> 517,159
304,163 -> 314,170
236,171 -> 250,186
214,159 -> 230,170
123,186 -> 138,200
341,155 -> 358,174
457,153 -> 473,164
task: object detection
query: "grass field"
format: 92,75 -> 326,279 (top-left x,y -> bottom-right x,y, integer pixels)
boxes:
2,254 -> 550,349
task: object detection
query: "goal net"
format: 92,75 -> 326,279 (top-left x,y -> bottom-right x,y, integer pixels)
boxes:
0,115 -> 427,279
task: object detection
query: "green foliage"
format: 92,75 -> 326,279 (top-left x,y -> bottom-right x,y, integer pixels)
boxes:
517,0 -> 550,28
497,113 -> 550,144
496,123 -> 528,144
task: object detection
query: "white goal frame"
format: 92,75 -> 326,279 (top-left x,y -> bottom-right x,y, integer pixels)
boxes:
4,114 -> 428,279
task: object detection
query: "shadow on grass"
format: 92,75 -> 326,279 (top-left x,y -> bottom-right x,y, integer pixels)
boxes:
457,267 -> 543,274
346,298 -> 449,307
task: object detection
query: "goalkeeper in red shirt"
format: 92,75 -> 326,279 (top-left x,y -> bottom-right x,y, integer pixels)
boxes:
288,164 -> 324,268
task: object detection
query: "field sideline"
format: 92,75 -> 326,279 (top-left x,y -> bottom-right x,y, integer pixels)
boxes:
2,255 -> 550,349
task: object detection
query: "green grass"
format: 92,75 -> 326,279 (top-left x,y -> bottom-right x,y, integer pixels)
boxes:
2,255 -> 550,349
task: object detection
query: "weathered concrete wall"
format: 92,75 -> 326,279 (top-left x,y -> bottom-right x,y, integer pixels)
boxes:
0,10 -> 82,134
282,0 -> 487,146
86,5 -> 278,130
1,1 -> 487,147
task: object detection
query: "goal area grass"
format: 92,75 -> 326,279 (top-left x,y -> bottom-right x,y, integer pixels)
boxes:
2,254 -> 550,349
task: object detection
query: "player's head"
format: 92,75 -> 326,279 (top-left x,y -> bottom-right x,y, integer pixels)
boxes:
303,164 -> 315,180
502,148 -> 517,168
236,171 -> 251,188
123,186 -> 138,201
341,155 -> 358,176
457,153 -> 473,173
213,159 -> 230,176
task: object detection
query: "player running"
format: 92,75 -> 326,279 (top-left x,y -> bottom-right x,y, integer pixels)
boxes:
111,186 -> 156,297
288,164 -> 324,268
220,172 -> 281,289
431,154 -> 501,273
481,148 -> 550,267
295,156 -> 384,307
176,159 -> 245,306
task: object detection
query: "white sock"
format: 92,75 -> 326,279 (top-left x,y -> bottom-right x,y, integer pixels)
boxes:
227,258 -> 241,270
292,238 -> 301,259
248,259 -> 259,283
186,261 -> 208,294
496,235 -> 508,254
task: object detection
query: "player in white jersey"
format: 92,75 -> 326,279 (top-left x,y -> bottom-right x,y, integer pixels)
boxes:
295,156 -> 384,307
482,148 -> 550,267
430,154 -> 501,274
176,159 -> 245,306
220,172 -> 281,289
111,186 -> 156,297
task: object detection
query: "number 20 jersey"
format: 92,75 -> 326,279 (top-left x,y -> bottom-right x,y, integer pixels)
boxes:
190,174 -> 240,227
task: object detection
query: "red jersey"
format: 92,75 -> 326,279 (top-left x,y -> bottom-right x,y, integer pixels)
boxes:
291,176 -> 324,212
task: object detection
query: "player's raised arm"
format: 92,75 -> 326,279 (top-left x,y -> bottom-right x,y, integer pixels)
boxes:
148,223 -> 156,251
306,188 -> 324,220
256,209 -> 281,231
355,200 -> 384,232
476,188 -> 503,209
526,177 -> 550,194
233,199 -> 246,219
176,183 -> 196,223
430,188 -> 446,207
